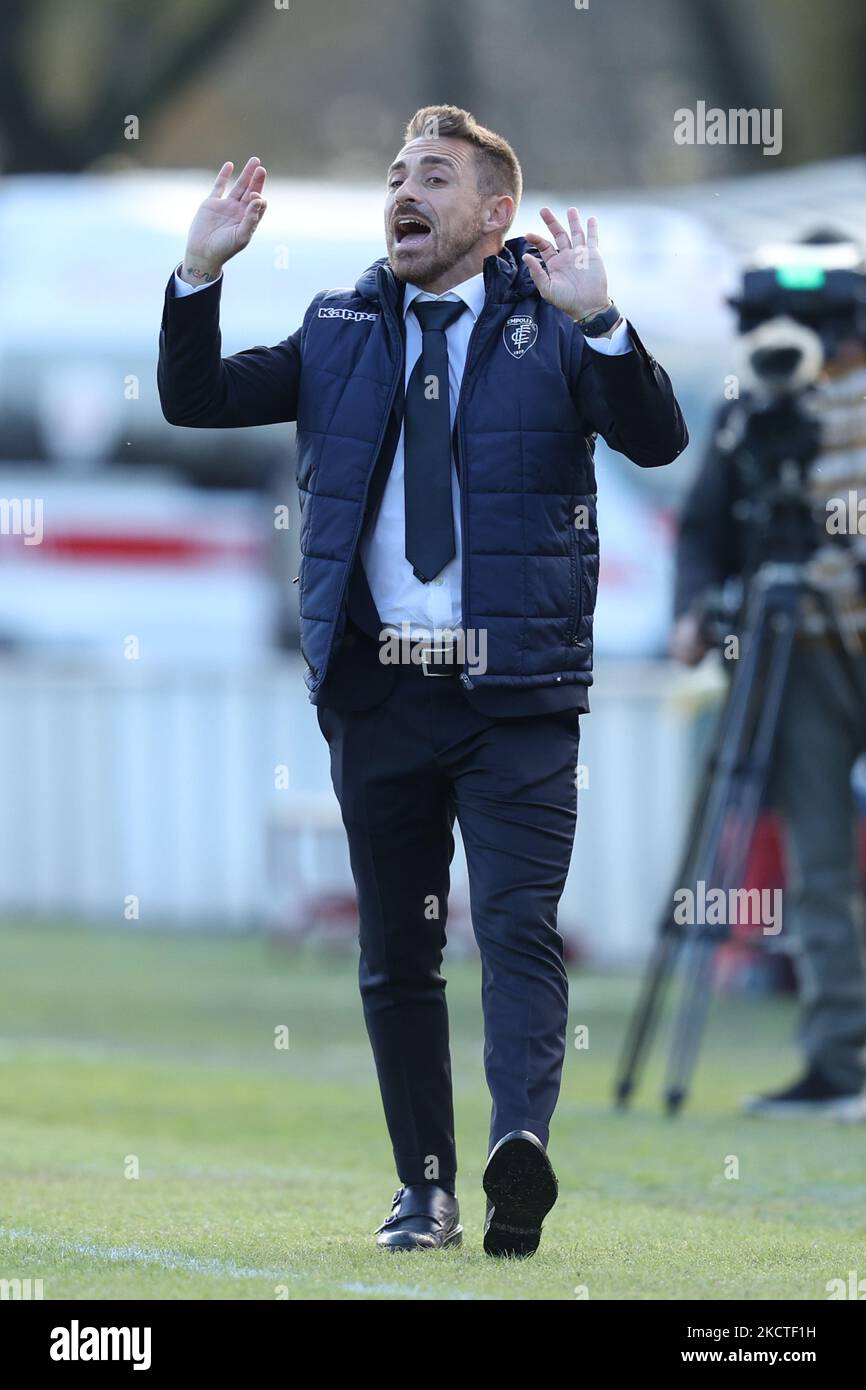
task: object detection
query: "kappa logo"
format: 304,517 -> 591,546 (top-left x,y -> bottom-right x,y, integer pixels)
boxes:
503,315 -> 538,359
318,306 -> 380,323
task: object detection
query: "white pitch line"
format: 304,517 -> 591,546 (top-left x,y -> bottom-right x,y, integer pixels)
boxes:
339,1281 -> 491,1300
0,1228 -> 288,1283
0,1229 -> 490,1299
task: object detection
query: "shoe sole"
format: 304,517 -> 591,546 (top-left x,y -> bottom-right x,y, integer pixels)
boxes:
378,1225 -> 463,1252
483,1131 -> 558,1259
743,1096 -> 861,1118
835,1098 -> 866,1124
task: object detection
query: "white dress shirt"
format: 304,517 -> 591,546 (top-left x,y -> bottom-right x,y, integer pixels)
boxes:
173,266 -> 631,636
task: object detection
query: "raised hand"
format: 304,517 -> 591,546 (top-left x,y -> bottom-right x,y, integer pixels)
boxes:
180,157 -> 268,286
522,207 -> 609,321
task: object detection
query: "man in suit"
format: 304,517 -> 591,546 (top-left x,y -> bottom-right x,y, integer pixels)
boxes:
159,105 -> 687,1256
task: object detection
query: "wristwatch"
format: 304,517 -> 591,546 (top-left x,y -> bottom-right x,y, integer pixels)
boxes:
576,300 -> 622,337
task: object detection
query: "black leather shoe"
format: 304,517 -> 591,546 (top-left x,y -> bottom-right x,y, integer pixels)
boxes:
742,1066 -> 861,1117
375,1183 -> 463,1251
483,1130 -> 558,1258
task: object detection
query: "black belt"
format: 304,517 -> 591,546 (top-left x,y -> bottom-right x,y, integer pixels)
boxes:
403,641 -> 464,678
342,606 -> 465,678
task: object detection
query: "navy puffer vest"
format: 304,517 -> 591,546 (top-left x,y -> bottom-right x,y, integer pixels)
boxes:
296,237 -> 632,697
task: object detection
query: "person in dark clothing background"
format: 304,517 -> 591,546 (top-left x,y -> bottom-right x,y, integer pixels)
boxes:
159,106 -> 687,1253
672,233 -> 866,1118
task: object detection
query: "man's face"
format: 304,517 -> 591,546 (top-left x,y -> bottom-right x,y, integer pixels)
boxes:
384,137 -> 490,287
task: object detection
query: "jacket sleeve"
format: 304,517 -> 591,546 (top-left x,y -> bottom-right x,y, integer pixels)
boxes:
673,406 -> 742,618
570,321 -> 688,468
158,271 -> 302,427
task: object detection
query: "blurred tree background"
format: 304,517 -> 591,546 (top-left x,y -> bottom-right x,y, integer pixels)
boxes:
0,0 -> 863,185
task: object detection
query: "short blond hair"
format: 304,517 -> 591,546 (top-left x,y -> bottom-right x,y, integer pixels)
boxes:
404,105 -> 522,222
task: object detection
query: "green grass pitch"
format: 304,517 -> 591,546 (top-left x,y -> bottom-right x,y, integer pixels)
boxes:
0,921 -> 862,1301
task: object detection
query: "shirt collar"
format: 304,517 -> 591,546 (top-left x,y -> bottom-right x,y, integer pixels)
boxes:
403,271 -> 485,323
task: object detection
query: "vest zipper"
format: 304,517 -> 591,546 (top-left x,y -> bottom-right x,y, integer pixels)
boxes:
565,499 -> 583,645
454,278 -> 505,691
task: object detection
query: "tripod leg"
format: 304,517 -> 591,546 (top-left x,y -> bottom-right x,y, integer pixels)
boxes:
719,608 -> 798,886
614,924 -> 680,1108
664,930 -> 717,1114
663,592 -> 799,1113
613,711 -> 727,1108
613,584 -> 776,1110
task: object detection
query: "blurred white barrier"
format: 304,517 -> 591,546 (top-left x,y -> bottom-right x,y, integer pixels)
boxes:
0,655 -> 722,964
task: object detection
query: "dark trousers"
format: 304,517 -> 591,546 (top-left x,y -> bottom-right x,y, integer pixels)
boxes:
316,663 -> 580,1186
768,642 -> 866,1092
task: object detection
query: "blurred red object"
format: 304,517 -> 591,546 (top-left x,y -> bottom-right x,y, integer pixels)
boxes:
715,809 -> 866,996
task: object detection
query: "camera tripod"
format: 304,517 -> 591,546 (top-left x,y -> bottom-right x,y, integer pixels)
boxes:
614,463 -> 866,1115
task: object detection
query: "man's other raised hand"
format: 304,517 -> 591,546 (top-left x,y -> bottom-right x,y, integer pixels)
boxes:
180,157 -> 268,287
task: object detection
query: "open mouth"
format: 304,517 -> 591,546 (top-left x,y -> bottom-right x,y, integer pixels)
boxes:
393,214 -> 433,248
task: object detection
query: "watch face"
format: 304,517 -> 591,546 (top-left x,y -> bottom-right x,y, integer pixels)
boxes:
584,304 -> 618,336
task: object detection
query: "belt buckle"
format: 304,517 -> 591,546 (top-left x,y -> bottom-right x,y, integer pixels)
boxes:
420,643 -> 456,677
